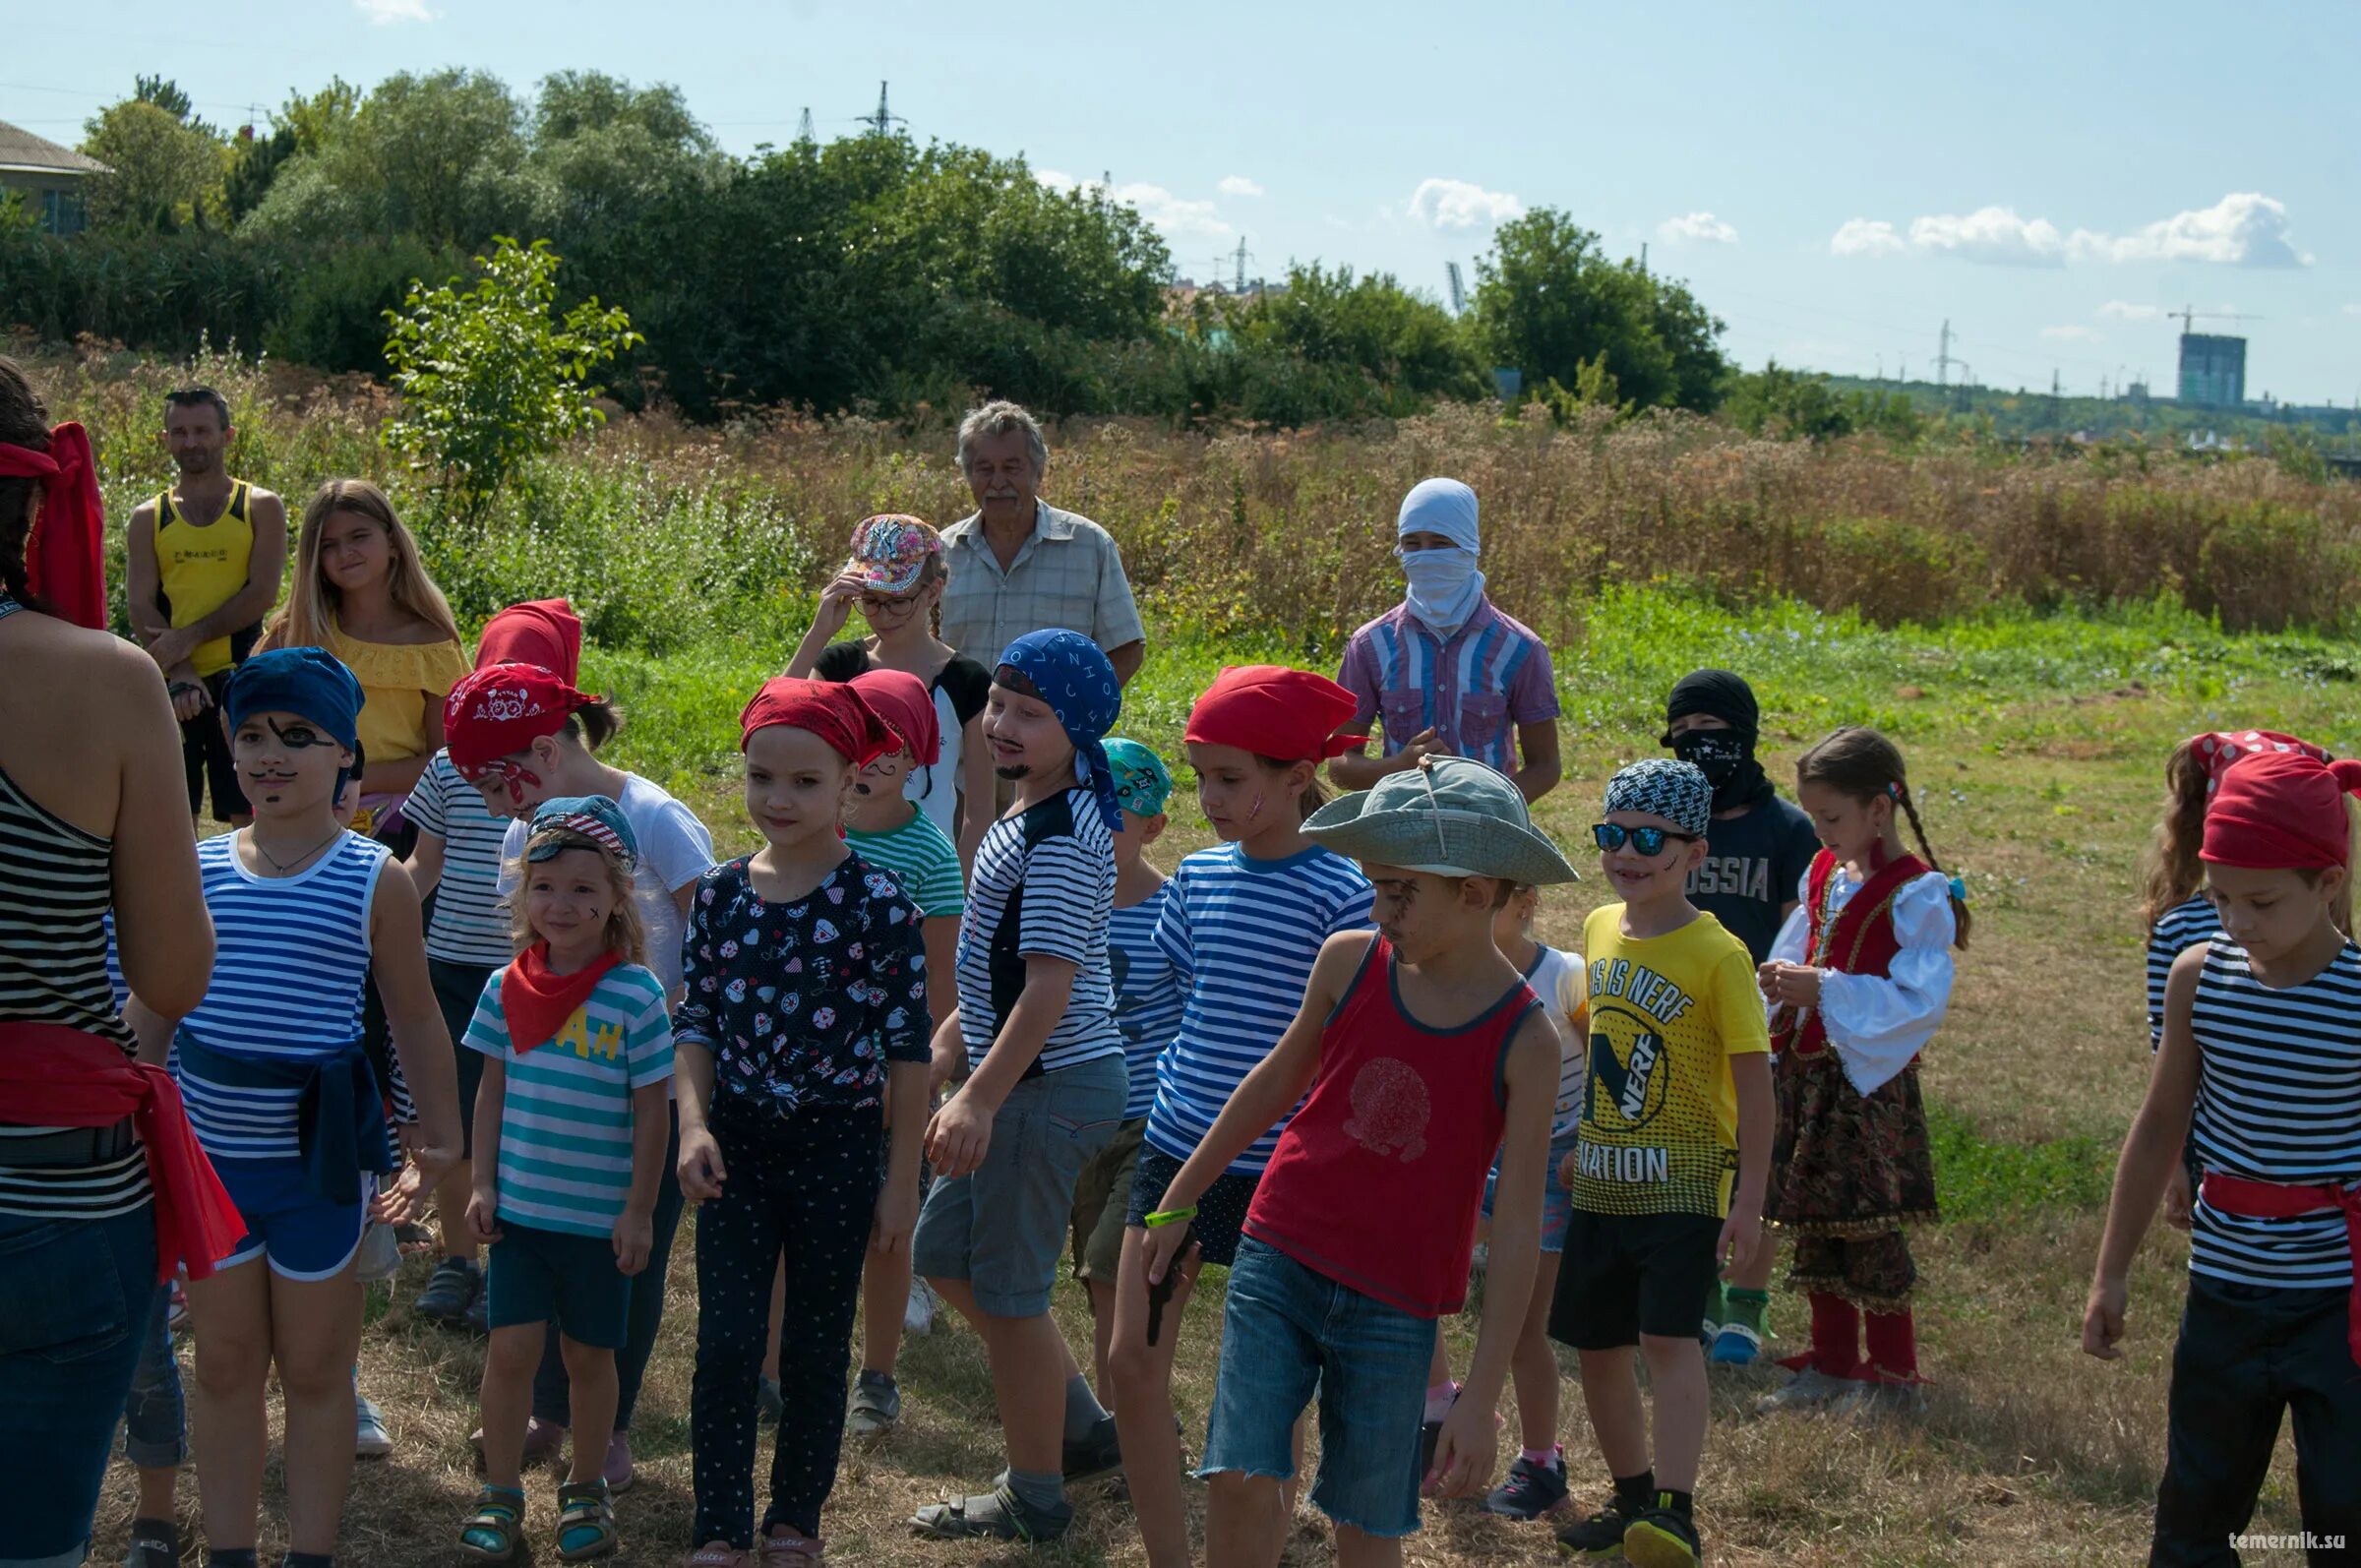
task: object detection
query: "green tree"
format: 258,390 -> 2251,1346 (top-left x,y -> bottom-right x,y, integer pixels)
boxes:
80,97 -> 226,232
527,72 -> 725,242
1229,264 -> 1484,409
382,237 -> 640,513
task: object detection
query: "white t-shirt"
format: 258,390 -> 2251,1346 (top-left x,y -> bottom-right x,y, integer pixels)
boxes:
1523,943 -> 1590,1140
500,774 -> 716,995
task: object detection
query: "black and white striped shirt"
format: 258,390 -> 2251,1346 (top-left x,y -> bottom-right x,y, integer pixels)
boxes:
955,787 -> 1122,1075
2146,895 -> 2219,1051
0,756 -> 150,1220
2187,935 -> 2361,1290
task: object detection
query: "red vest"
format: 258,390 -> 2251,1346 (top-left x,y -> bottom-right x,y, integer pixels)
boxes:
1243,938 -> 1539,1317
1776,850 -> 1928,1062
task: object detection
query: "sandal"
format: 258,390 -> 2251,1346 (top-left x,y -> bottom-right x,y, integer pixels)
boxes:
457,1484 -> 526,1563
909,1484 -> 1072,1542
556,1478 -> 619,1561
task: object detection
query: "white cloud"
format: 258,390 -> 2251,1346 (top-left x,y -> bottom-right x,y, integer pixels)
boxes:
2040,325 -> 2103,342
2346,304 -> 2361,317
2098,300 -> 2163,321
2068,193 -> 2308,268
1657,211 -> 1736,246
1908,206 -> 2066,266
1217,175 -> 1265,198
1033,169 -> 1230,241
1407,178 -> 1525,231
1830,218 -> 1905,258
354,0 -> 436,22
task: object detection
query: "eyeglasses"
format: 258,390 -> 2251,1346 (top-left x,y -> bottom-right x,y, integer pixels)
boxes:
857,591 -> 923,616
1593,822 -> 1699,857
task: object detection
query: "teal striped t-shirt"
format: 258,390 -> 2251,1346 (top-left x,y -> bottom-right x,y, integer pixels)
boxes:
847,810 -> 965,919
463,964 -> 675,1236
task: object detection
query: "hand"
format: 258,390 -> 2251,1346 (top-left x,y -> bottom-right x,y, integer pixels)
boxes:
613,1207 -> 654,1276
678,1123 -> 728,1204
168,675 -> 211,724
1425,1396 -> 1498,1500
2162,1161 -> 2193,1231
811,573 -> 862,641
2081,1275 -> 2128,1359
1717,1209 -> 1762,1275
1763,963 -> 1823,1008
407,1135 -> 459,1199
371,1163 -> 429,1228
870,1176 -> 920,1257
925,1091 -> 994,1178
465,1187 -> 504,1248
147,628 -> 198,674
1557,1146 -> 1581,1192
1139,1217 -> 1200,1291
397,1121 -> 425,1163
1400,727 -> 1453,765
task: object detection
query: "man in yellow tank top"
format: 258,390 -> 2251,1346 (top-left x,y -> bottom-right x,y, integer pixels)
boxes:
123,387 -> 287,826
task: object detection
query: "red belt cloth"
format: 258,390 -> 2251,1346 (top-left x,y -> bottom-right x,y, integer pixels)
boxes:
0,1022 -> 247,1282
2202,1170 -> 2361,1367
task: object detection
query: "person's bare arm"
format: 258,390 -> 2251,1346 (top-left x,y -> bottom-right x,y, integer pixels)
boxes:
1329,733 -> 1435,792
405,829 -> 448,898
175,490 -> 287,648
785,575 -> 861,678
1723,1051 -> 1773,1269
1107,638 -> 1145,687
920,915 -> 958,1033
926,953 -> 1077,1176
613,1079 -> 670,1275
360,751 -> 433,798
109,645 -> 213,1020
124,502 -> 170,646
1510,720 -> 1561,803
2084,945 -> 2206,1359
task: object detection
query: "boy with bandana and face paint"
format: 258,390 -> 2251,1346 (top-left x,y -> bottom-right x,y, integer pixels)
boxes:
1662,670 -> 1818,1365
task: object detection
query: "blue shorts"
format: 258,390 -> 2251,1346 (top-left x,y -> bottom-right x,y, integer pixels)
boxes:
487,1221 -> 633,1351
1482,1127 -> 1582,1254
214,1159 -> 368,1282
1200,1236 -> 1433,1538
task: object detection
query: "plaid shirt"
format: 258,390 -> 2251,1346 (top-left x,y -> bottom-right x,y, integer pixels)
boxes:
1336,598 -> 1559,774
938,502 -> 1146,668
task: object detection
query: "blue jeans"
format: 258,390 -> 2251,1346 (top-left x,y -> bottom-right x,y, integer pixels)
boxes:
121,1282 -> 185,1470
0,1205 -> 156,1567
533,1104 -> 684,1431
1200,1236 -> 1434,1538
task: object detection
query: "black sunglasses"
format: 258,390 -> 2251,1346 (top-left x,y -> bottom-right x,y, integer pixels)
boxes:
1593,822 -> 1700,857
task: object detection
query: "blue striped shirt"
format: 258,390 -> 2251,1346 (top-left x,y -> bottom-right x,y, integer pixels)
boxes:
1336,599 -> 1558,775
1109,882 -> 1184,1121
956,788 -> 1124,1075
2147,895 -> 2218,1050
1144,843 -> 1374,1174
405,752 -> 515,967
177,831 -> 386,1162
464,964 -> 674,1236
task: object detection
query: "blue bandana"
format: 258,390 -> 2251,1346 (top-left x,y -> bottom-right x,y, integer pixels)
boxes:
998,630 -> 1124,833
223,646 -> 364,752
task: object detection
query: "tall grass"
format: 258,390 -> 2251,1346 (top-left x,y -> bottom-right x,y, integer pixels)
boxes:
24,338 -> 2361,652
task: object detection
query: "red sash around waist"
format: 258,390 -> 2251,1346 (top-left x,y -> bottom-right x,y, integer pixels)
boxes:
2201,1171 -> 2361,1368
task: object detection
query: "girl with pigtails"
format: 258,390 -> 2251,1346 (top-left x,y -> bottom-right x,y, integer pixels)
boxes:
1754,726 -> 1968,1416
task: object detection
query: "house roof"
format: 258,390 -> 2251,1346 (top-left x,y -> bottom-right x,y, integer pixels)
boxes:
0,119 -> 107,179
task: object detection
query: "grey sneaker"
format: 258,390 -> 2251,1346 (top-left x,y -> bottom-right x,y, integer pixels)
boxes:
902,1277 -> 938,1337
909,1484 -> 1071,1542
463,1283 -> 491,1338
355,1391 -> 394,1459
1755,1366 -> 1856,1415
415,1255 -> 482,1325
846,1369 -> 901,1438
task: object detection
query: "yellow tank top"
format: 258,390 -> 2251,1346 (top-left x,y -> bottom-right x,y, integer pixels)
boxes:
154,480 -> 257,678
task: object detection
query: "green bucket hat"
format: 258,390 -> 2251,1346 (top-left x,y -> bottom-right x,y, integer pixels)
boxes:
1302,754 -> 1579,885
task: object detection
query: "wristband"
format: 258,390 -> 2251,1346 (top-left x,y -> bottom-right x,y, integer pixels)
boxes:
1143,1206 -> 1196,1230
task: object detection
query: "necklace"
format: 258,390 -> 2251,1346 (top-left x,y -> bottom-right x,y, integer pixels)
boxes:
249,827 -> 342,874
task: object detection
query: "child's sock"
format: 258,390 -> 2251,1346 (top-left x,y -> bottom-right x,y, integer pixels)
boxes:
1004,1466 -> 1064,1517
1653,1487 -> 1695,1519
1610,1469 -> 1655,1511
1863,1307 -> 1917,1382
1806,1290 -> 1861,1377
206,1552 -> 259,1568
1423,1379 -> 1459,1423
1723,1286 -> 1771,1335
1062,1371 -> 1110,1442
1519,1444 -> 1562,1470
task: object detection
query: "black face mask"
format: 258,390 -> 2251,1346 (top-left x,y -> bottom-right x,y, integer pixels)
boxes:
1669,729 -> 1772,814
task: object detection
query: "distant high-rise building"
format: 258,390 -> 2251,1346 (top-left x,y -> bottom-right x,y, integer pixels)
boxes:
2178,332 -> 2246,406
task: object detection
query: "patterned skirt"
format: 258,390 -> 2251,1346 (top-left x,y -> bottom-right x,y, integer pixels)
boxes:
1765,1047 -> 1938,1237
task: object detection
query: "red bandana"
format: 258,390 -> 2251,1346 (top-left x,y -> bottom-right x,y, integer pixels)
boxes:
476,599 -> 583,684
849,667 -> 940,765
500,942 -> 625,1056
1184,664 -> 1365,761
445,662 -> 600,802
2202,750 -> 2361,870
0,424 -> 106,631
739,677 -> 894,766
2190,729 -> 2331,794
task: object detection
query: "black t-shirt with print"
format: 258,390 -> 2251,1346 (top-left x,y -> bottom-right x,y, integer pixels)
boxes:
814,640 -> 992,729
1685,795 -> 1819,964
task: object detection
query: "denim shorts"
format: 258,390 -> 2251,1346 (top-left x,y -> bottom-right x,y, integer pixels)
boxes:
912,1053 -> 1125,1317
487,1221 -> 633,1350
120,1283 -> 185,1471
1482,1128 -> 1583,1253
214,1157 -> 369,1282
1200,1236 -> 1433,1538
0,1204 -> 156,1567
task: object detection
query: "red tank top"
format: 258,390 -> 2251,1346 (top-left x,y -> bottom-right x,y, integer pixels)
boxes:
1242,936 -> 1541,1317
1776,849 -> 1927,1061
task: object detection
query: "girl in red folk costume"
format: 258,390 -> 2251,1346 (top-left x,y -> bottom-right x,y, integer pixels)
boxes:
1755,726 -> 1968,1416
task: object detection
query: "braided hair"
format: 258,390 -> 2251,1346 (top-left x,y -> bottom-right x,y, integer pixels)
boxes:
0,357 -> 51,609
1795,725 -> 1971,949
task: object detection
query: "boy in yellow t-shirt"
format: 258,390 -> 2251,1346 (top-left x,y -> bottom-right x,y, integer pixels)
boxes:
1548,758 -> 1772,1568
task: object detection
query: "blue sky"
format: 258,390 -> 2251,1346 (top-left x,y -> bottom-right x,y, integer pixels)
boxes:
12,0 -> 2358,404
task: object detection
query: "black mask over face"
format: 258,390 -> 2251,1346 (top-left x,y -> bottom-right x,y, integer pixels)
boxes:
1663,670 -> 1774,814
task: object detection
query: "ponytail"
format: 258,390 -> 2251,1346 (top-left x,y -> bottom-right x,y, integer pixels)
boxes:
565,695 -> 625,753
1895,786 -> 1971,949
2139,741 -> 2210,933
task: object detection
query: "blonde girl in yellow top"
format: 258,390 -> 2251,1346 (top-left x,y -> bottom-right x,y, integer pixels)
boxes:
262,480 -> 471,822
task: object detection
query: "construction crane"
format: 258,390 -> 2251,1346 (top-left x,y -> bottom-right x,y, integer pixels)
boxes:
859,82 -> 906,137
1445,262 -> 1467,315
2170,304 -> 2261,334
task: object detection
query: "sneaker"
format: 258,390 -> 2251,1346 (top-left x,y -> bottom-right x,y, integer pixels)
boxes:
416,1256 -> 483,1325
1621,1501 -> 1703,1568
1836,1377 -> 1929,1418
846,1370 -> 900,1439
123,1521 -> 178,1568
603,1430 -> 636,1495
683,1543 -> 747,1568
1755,1366 -> 1856,1416
758,1376 -> 785,1425
1483,1451 -> 1569,1520
1062,1413 -> 1122,1483
903,1277 -> 938,1337
1710,1321 -> 1764,1366
909,1483 -> 1072,1542
355,1391 -> 394,1459
1555,1495 -> 1640,1559
463,1285 -> 491,1338
756,1526 -> 825,1567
